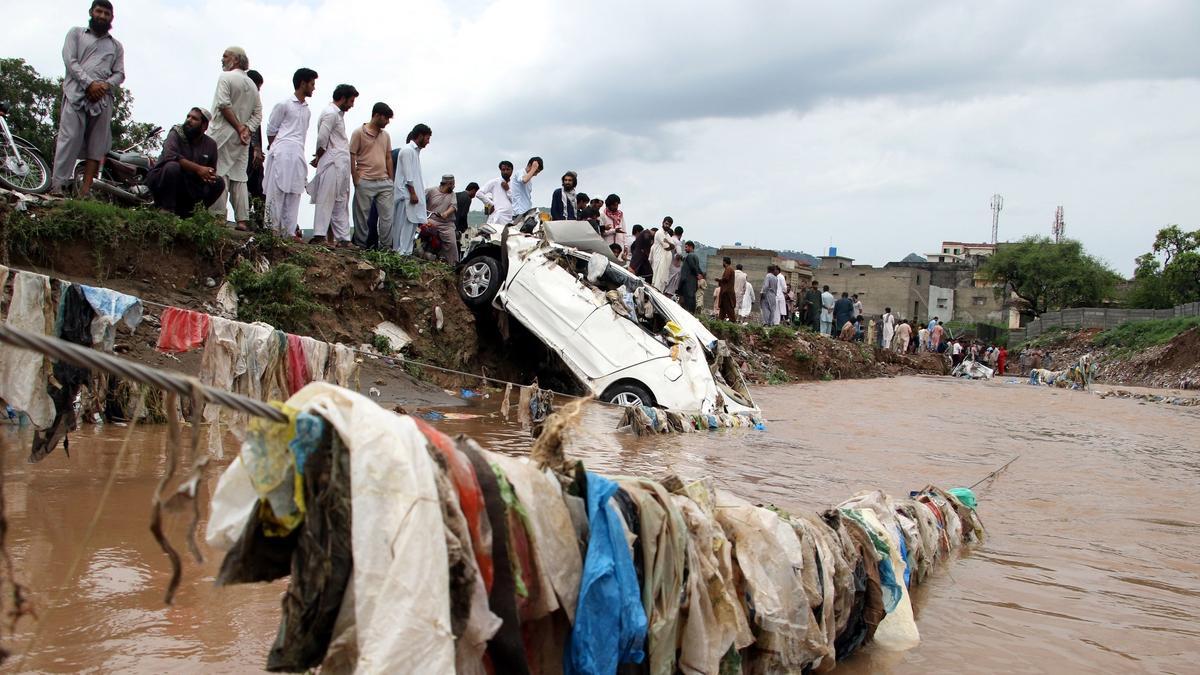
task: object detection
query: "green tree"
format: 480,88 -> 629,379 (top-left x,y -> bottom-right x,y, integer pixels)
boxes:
0,57 -> 61,159
1126,225 -> 1200,308
981,236 -> 1120,317
0,56 -> 159,161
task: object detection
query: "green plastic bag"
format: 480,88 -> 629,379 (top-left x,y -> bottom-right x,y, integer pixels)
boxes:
949,487 -> 978,510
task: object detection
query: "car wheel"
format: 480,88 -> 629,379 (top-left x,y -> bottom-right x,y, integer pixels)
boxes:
602,382 -> 655,408
459,254 -> 501,308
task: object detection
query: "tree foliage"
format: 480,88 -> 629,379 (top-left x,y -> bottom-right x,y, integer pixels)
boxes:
0,57 -> 159,161
981,236 -> 1120,316
1126,225 -> 1200,308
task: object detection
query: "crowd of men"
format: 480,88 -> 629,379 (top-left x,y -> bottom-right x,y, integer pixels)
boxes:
43,0 -> 1011,366
49,1 -> 706,272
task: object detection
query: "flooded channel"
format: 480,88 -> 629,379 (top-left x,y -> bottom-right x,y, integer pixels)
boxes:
3,375 -> 1198,673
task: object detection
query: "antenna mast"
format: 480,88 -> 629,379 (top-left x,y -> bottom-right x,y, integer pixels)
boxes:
990,194 -> 1003,245
1051,205 -> 1065,243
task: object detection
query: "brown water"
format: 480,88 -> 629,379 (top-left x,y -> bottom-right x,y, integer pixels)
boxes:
2,375 -> 1198,673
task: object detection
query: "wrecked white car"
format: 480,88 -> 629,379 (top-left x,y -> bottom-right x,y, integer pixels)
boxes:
458,216 -> 758,415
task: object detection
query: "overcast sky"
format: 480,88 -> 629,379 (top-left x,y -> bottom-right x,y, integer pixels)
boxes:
10,0 -> 1200,275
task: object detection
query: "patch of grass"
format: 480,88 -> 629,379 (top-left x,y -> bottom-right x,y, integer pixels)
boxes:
766,368 -> 791,385
4,200 -> 228,272
227,261 -> 324,332
792,348 -> 812,362
699,316 -> 798,344
361,249 -> 450,285
286,246 -> 316,268
1091,316 -> 1200,355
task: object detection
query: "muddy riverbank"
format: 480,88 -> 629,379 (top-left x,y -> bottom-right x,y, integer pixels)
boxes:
2,376 -> 1197,672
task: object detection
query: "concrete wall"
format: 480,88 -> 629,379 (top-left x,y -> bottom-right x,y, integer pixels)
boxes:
929,286 -> 954,320
815,264 -> 928,321
1009,301 -> 1200,344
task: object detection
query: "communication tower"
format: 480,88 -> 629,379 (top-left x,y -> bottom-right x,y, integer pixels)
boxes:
990,194 -> 1003,245
1051,206 -> 1065,243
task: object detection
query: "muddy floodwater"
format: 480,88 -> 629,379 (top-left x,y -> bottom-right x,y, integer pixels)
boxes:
2,375 -> 1198,673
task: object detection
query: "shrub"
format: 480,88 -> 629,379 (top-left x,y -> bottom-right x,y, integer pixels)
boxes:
227,261 -> 324,332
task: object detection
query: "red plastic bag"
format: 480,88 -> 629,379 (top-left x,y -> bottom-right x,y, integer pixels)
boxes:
156,307 -> 210,353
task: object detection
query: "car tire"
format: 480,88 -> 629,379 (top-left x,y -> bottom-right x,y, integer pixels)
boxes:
459,254 -> 502,308
602,382 -> 655,408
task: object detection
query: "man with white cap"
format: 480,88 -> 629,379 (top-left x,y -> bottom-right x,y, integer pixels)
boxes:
425,174 -> 459,264
146,107 -> 223,217
207,46 -> 261,231
307,83 -> 357,246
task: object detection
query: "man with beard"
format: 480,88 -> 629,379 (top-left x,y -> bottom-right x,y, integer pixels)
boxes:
550,171 -> 578,220
147,108 -> 223,217
426,174 -> 460,264
207,46 -> 261,231
307,83 -> 357,246
478,161 -> 514,225
52,0 -> 125,197
265,68 -> 316,238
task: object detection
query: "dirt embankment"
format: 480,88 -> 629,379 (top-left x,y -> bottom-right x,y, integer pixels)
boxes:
1021,327 -> 1200,390
701,321 -> 949,384
0,198 -> 524,408
2,199 -> 957,400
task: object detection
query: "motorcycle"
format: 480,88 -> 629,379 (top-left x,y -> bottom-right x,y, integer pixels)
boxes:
74,125 -> 163,204
0,102 -> 52,195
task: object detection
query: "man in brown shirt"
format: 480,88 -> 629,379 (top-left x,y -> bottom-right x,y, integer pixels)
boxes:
147,107 -> 224,217
717,256 -> 737,321
350,102 -> 394,249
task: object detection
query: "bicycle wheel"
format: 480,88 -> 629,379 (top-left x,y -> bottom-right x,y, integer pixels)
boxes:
0,142 -> 51,194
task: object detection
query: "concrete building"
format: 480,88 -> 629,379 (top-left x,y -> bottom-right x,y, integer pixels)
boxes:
925,241 -> 997,264
815,260 -> 1010,325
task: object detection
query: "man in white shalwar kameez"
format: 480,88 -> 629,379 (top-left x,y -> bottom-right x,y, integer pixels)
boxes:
306,84 -> 357,245
776,271 -> 788,324
738,279 -> 754,320
760,267 -> 780,326
264,68 -> 317,238
392,124 -> 431,254
650,216 -> 675,291
881,308 -> 896,351
208,47 -> 261,230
